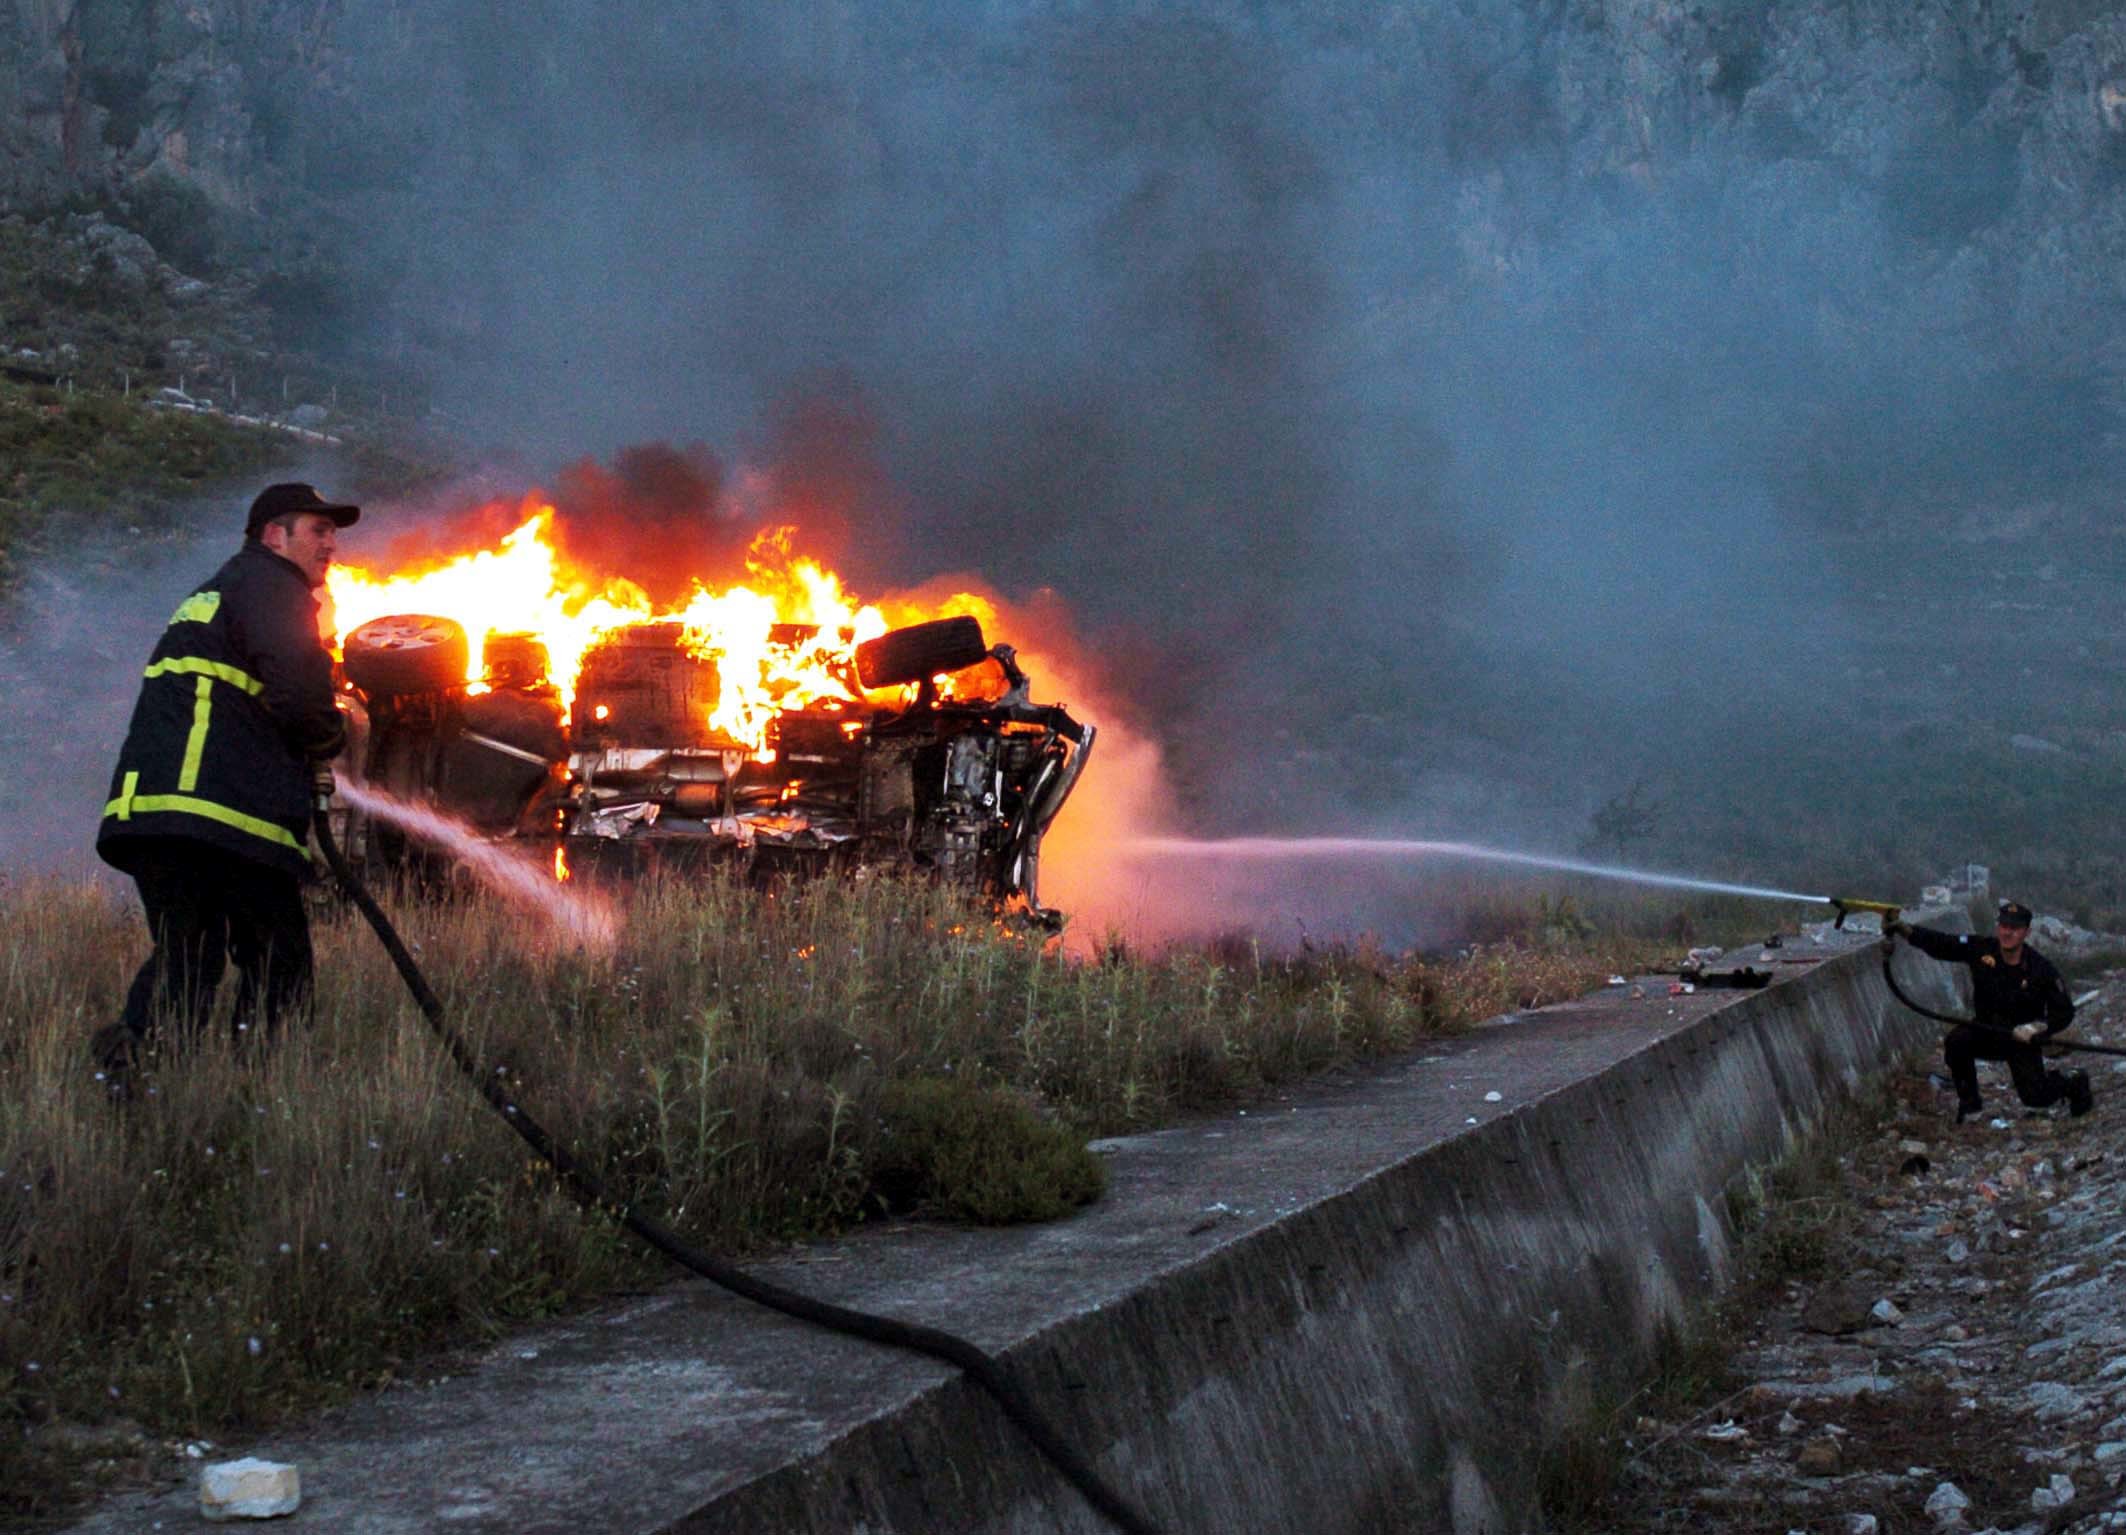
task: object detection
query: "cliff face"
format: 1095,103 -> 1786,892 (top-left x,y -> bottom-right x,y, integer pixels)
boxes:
10,1 -> 2126,490
10,3 -> 2126,327
1535,0 -> 2126,373
12,5 -> 2126,217
0,0 -> 349,212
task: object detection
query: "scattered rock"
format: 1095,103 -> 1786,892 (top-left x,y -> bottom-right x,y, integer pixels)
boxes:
2031,1470 -> 2075,1511
1797,1435 -> 1843,1475
1923,1479 -> 1971,1529
199,1458 -> 300,1520
1870,1298 -> 1903,1325
2026,1381 -> 2086,1422
59,213 -> 162,289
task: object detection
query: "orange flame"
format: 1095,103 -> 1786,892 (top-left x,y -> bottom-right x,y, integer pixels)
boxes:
324,490 -> 1185,943
324,497 -> 995,753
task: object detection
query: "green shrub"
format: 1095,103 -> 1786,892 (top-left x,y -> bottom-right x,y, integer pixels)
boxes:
872,1077 -> 1106,1223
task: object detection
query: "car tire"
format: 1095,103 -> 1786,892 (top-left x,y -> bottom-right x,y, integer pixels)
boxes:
343,614 -> 471,697
855,615 -> 989,690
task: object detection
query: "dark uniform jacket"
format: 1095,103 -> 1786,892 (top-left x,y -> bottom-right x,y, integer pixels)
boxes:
98,540 -> 345,879
1906,925 -> 2075,1037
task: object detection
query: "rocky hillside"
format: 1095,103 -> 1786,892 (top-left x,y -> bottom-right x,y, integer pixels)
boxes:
0,0 -> 348,212
7,3 -> 2126,402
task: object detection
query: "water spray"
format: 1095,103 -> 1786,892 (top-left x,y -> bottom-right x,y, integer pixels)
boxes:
1134,837 -> 2126,1067
1119,835 -> 1832,906
333,777 -> 617,950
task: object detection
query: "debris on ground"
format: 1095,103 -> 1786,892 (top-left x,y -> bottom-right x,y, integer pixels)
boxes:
198,1457 -> 301,1520
1576,970 -> 2126,1532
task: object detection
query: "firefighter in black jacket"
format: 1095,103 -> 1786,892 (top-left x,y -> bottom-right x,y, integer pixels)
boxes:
90,483 -> 359,1083
1891,900 -> 2090,1123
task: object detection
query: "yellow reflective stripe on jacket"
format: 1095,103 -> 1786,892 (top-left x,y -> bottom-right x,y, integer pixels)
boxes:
169,591 -> 221,626
101,785 -> 308,857
178,675 -> 214,791
142,656 -> 264,695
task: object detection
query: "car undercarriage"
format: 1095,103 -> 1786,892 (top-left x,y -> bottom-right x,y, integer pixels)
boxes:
329,612 -> 1095,919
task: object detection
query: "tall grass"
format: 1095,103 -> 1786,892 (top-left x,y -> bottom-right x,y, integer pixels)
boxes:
0,868 -> 1666,1519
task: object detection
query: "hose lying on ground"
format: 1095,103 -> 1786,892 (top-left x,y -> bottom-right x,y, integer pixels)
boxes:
1880,940 -> 2126,1058
313,803 -> 1164,1535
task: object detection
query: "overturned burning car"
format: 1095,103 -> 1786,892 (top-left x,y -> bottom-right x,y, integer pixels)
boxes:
331,609 -> 1095,918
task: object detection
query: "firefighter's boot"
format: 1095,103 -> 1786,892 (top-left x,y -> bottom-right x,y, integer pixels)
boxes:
2067,1070 -> 2094,1119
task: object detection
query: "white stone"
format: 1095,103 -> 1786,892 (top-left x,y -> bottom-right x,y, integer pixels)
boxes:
2026,1381 -> 2087,1422
1872,1298 -> 1903,1324
199,1458 -> 300,1521
2031,1471 -> 2076,1511
1924,1480 -> 1971,1529
1847,1516 -> 1880,1535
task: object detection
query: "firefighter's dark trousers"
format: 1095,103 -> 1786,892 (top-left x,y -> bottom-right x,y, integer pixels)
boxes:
111,839 -> 314,1053
1944,1023 -> 2069,1110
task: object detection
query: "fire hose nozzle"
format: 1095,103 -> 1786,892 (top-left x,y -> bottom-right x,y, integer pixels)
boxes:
1829,896 -> 1903,932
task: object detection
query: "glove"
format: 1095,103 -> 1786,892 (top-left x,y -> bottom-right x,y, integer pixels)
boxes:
2012,1023 -> 2042,1044
1883,917 -> 1910,939
312,761 -> 338,801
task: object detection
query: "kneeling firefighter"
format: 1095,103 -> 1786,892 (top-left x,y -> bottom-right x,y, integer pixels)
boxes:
1889,899 -> 2091,1123
90,483 -> 359,1084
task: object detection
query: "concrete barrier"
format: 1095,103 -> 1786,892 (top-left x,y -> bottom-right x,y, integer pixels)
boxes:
65,924 -> 1967,1535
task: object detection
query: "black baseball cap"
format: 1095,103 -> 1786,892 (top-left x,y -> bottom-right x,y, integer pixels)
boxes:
1997,900 -> 2033,928
245,483 -> 360,538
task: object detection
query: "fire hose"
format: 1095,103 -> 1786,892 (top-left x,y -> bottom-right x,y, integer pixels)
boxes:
312,798 -> 1164,1535
1878,930 -> 2126,1059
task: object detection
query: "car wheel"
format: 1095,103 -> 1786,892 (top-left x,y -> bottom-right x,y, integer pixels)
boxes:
343,614 -> 471,697
854,615 -> 989,690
